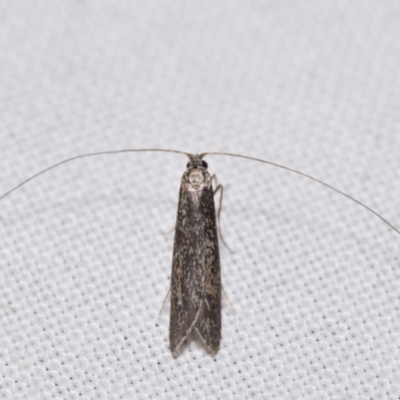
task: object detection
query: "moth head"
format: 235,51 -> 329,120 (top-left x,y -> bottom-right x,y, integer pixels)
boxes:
185,155 -> 210,189
186,154 -> 208,170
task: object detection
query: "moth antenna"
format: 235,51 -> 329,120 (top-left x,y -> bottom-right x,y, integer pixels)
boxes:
202,151 -> 400,237
0,148 -> 190,201
2,148 -> 398,237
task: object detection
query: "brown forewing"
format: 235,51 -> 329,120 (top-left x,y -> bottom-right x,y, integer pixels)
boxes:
169,173 -> 221,357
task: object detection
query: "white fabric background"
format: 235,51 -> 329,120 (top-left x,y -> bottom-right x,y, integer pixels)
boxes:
1,1 -> 400,399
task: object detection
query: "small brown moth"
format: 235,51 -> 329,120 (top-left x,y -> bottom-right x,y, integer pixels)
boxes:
0,148 -> 399,358
170,155 -> 221,357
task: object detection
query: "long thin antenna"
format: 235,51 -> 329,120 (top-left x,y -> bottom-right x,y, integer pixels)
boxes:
0,148 -> 190,201
0,148 -> 398,237
202,151 -> 400,236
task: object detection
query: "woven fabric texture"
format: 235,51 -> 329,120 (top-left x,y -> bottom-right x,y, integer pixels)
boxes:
1,1 -> 400,399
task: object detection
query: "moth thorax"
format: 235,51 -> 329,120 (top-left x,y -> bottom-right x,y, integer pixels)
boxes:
188,169 -> 208,189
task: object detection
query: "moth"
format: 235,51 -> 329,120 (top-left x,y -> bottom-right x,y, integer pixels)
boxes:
1,148 -> 399,357
170,154 -> 221,357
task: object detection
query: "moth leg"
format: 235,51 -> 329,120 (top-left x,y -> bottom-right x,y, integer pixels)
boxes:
161,226 -> 175,236
213,184 -> 234,253
161,199 -> 179,235
210,174 -> 218,186
222,284 -> 236,314
158,288 -> 171,319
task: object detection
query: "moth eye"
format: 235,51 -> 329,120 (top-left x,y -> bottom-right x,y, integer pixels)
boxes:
201,160 -> 208,169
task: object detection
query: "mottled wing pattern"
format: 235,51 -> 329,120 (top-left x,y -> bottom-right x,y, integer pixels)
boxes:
169,179 -> 221,357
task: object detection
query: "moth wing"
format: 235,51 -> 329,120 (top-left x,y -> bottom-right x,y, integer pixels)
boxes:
194,260 -> 221,355
169,183 -> 221,357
